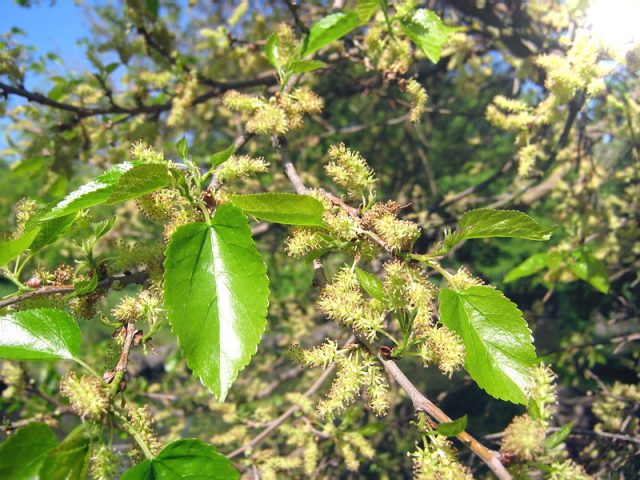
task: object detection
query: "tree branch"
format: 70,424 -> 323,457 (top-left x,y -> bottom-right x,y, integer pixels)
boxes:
0,270 -> 148,310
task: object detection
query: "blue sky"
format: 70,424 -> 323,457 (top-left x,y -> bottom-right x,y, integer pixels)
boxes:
0,1 -> 90,151
1,1 -> 91,80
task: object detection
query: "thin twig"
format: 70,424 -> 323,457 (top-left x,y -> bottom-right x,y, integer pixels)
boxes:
0,271 -> 148,310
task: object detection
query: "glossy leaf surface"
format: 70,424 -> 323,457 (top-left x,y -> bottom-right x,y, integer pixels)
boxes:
121,439 -> 240,480
439,286 -> 537,404
399,9 -> 457,63
440,209 -> 554,254
164,205 -> 269,401
227,193 -> 325,226
355,267 -> 385,301
0,308 -> 82,361
302,12 -> 361,56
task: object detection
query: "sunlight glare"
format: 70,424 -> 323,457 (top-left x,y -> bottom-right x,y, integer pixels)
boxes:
587,0 -> 640,53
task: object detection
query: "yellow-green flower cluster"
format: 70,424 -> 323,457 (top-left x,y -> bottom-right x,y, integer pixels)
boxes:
12,198 -> 38,239
167,73 -> 199,127
517,143 -> 541,177
90,444 -> 118,480
406,79 -> 428,122
318,267 -> 385,341
412,435 -> 473,480
372,213 -> 421,252
288,340 -> 340,368
215,154 -> 269,183
258,454 -> 302,480
592,382 -> 640,432
528,363 -> 557,424
223,86 -> 323,135
500,414 -> 546,461
338,432 -> 375,471
59,372 -> 109,421
1,361 -> 25,399
449,266 -> 484,290
418,326 -> 465,377
547,459 -> 591,480
486,95 -> 536,132
316,350 -> 390,419
130,141 -> 165,163
325,143 -> 376,198
137,187 -> 196,241
281,87 -> 324,130
128,404 -> 161,456
284,227 -> 331,258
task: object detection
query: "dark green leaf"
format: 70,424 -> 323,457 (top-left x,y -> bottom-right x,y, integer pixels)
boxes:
439,286 -> 537,404
545,422 -> 573,449
175,136 -> 188,160
399,8 -> 458,63
572,251 -> 609,294
226,193 -> 325,226
107,163 -> 172,204
164,206 -> 269,401
436,415 -> 468,436
287,59 -> 326,74
0,227 -> 40,267
121,439 -> 240,480
209,144 -> 235,168
145,0 -> 159,18
355,267 -> 385,301
0,308 -> 82,361
504,253 -> 548,283
302,12 -> 361,56
40,426 -> 91,480
0,423 -> 57,480
440,209 -> 555,254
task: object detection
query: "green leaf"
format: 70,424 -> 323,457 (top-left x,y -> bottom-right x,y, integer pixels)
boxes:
73,273 -> 98,296
175,136 -> 189,160
40,162 -> 137,220
287,59 -> 326,74
226,193 -> 325,226
355,267 -> 385,301
121,439 -> 240,480
0,308 -> 82,361
545,422 -> 573,449
571,251 -> 609,294
355,0 -> 380,23
107,163 -> 171,204
163,205 -> 269,401
264,33 -> 281,71
40,426 -> 91,480
41,162 -> 170,220
145,0 -> 159,18
209,144 -> 235,168
439,286 -> 537,404
0,423 -> 58,480
0,226 -> 40,267
302,12 -> 361,56
504,253 -> 548,283
399,8 -> 458,63
436,415 -> 468,436
440,209 -> 555,254
29,213 -> 77,251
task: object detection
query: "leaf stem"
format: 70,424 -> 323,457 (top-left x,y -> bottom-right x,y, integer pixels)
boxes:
112,410 -> 155,460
